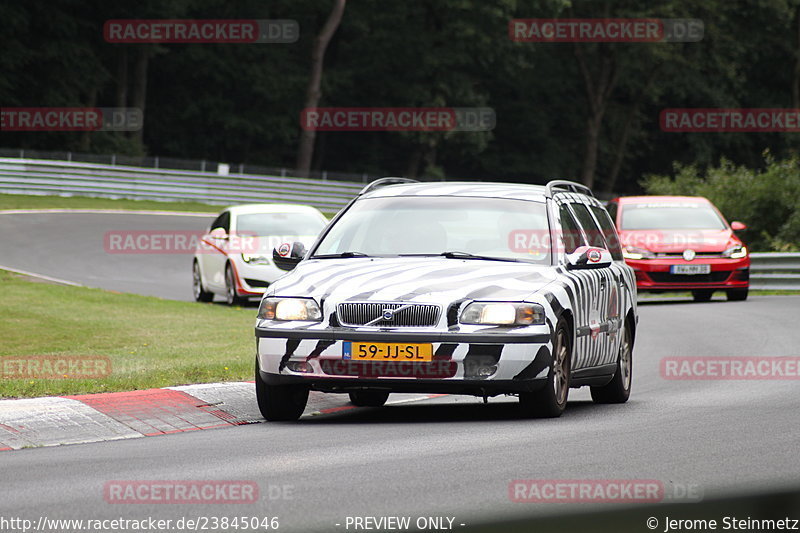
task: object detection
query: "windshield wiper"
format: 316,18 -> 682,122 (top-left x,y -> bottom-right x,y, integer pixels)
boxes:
400,251 -> 522,262
312,251 -> 371,259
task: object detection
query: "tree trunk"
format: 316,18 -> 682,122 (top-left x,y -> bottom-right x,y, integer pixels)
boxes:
296,0 -> 346,177
115,48 -> 128,109
79,86 -> 97,152
605,66 -> 659,194
131,47 -> 150,151
406,146 -> 423,179
793,7 -> 800,109
574,42 -> 618,189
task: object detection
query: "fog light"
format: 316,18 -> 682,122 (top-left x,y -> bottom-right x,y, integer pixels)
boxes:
287,361 -> 313,373
477,365 -> 497,378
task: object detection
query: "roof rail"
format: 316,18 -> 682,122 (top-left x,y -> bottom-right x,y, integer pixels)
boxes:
545,179 -> 594,198
359,177 -> 419,195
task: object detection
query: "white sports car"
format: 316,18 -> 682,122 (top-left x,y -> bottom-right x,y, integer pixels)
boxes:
192,204 -> 327,305
255,179 -> 638,420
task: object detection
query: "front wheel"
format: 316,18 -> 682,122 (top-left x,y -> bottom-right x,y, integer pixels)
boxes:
591,320 -> 632,404
225,264 -> 247,306
255,359 -> 309,421
349,390 -> 390,407
192,261 -> 214,302
726,288 -> 748,301
519,318 -> 571,418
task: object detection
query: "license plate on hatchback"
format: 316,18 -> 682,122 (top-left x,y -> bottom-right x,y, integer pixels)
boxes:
343,341 -> 433,361
670,264 -> 711,275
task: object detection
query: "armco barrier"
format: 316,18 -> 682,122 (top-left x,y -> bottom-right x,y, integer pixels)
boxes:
0,158 -> 365,212
749,252 -> 800,290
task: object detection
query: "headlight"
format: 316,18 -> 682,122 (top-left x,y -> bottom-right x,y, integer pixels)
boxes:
460,302 -> 545,326
722,245 -> 747,259
258,297 -> 322,321
622,246 -> 655,260
242,253 -> 270,265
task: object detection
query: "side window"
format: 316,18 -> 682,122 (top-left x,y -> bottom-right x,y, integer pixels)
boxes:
558,204 -> 586,254
210,211 -> 230,233
590,205 -> 624,261
571,203 -> 607,249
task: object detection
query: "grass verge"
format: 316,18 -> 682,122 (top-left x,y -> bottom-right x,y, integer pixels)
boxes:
0,269 -> 256,399
0,192 -> 223,213
0,193 -> 338,218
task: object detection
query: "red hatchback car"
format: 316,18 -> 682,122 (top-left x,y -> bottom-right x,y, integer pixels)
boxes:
607,196 -> 750,301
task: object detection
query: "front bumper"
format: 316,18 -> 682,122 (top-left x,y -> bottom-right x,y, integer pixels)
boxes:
232,260 -> 286,296
255,325 -> 554,395
625,257 -> 750,291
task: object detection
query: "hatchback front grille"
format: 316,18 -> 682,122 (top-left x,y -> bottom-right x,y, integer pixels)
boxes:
337,302 -> 440,327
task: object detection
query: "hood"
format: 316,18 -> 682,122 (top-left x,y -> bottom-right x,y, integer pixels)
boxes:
619,228 -> 740,253
267,256 -> 557,307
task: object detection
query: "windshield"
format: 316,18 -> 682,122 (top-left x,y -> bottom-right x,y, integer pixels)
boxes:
313,196 -> 550,263
235,212 -> 325,236
621,203 -> 726,230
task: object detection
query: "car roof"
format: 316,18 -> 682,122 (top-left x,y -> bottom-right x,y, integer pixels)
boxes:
360,181 -> 554,202
225,203 -> 325,216
616,195 -> 711,204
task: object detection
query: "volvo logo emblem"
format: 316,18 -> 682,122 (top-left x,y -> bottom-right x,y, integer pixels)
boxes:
382,309 -> 395,321
682,249 -> 696,261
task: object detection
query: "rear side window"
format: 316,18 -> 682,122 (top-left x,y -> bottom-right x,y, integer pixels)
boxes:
590,205 -> 624,260
558,204 -> 586,254
570,203 -> 607,249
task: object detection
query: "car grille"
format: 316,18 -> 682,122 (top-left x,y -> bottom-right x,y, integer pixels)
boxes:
244,278 -> 270,288
648,272 -> 731,283
337,302 -> 440,327
655,252 -> 725,258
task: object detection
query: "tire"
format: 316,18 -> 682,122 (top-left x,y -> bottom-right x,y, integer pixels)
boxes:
255,358 -> 309,421
519,318 -> 571,418
225,264 -> 247,306
192,261 -> 214,302
349,390 -> 390,407
591,319 -> 633,404
726,288 -> 748,301
692,289 -> 713,302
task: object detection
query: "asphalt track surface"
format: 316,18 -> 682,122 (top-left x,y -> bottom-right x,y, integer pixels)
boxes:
0,211 -> 215,301
2,212 -> 800,531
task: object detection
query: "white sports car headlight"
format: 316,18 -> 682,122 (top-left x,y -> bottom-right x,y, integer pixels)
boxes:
242,253 -> 271,265
460,302 -> 545,326
258,297 -> 322,321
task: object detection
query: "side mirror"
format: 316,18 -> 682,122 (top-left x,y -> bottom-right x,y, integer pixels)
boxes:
566,246 -> 613,270
731,221 -> 747,231
208,227 -> 228,240
273,241 -> 307,271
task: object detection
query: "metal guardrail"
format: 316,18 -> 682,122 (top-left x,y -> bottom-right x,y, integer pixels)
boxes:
749,252 -> 800,290
0,158 -> 365,212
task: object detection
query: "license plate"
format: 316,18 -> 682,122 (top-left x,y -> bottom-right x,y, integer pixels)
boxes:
670,264 -> 711,275
343,342 -> 433,362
